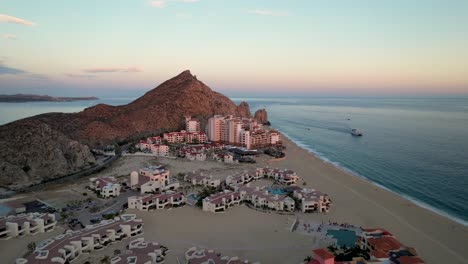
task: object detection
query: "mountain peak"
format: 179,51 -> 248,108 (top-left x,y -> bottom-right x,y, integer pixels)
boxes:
175,70 -> 195,80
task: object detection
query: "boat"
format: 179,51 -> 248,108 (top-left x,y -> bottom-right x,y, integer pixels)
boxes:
351,128 -> 363,136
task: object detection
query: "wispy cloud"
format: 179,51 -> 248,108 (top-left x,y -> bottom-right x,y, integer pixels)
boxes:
0,14 -> 36,26
83,67 -> 143,73
66,74 -> 96,78
3,34 -> 18,40
0,61 -> 27,75
149,0 -> 199,8
247,10 -> 290,17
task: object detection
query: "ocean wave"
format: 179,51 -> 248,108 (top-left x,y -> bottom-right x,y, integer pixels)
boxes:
279,130 -> 468,227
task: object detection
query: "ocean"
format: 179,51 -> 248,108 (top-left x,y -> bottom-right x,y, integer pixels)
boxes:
1,97 -> 467,225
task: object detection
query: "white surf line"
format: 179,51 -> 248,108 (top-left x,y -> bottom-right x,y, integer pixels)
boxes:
320,171 -> 467,263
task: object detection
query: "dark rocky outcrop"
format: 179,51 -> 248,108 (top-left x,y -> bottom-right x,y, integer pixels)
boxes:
254,109 -> 269,125
0,70 -> 260,188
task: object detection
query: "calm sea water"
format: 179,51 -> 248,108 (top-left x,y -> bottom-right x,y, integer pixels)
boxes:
233,97 -> 468,226
1,97 -> 467,225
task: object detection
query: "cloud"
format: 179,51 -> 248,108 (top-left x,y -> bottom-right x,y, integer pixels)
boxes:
247,10 -> 290,17
0,14 -> 36,26
66,74 -> 96,78
3,34 -> 17,40
83,67 -> 143,73
0,61 -> 27,75
149,0 -> 199,8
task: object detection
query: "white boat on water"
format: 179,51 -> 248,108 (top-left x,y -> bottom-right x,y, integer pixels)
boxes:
351,128 -> 363,136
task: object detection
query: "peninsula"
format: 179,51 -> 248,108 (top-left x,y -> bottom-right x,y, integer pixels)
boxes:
0,94 -> 99,103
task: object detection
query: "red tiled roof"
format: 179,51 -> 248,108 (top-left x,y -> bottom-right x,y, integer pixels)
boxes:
313,248 -> 334,260
399,256 -> 426,264
367,236 -> 403,252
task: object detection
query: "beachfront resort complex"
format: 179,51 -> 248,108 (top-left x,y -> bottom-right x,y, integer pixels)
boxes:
0,113 -> 430,264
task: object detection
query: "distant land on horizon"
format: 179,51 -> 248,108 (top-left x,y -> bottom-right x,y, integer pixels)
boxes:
0,94 -> 99,103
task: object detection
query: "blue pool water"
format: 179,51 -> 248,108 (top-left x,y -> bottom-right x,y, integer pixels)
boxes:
0,204 -> 12,216
326,229 -> 358,248
267,187 -> 287,195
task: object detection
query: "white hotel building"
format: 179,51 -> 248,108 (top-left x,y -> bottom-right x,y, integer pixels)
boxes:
130,166 -> 180,194
89,176 -> 121,198
1,213 -> 57,240
15,215 -> 143,264
128,192 -> 186,211
202,190 -> 242,213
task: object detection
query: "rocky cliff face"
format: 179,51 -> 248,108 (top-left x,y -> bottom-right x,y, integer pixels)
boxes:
0,120 -> 96,188
254,109 -> 269,124
0,70 -> 256,188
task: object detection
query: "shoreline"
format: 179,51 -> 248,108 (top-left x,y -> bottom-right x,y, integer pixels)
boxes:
279,129 -> 468,227
275,130 -> 468,263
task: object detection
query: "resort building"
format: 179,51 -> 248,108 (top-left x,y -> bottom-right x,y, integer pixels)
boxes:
128,192 -> 186,211
185,247 -> 259,264
111,238 -> 168,264
359,228 -> 425,263
213,152 -> 235,163
130,166 -> 180,194
293,188 -> 331,213
163,130 -> 207,144
184,172 -> 221,188
89,176 -> 121,198
202,190 -> 242,213
136,142 -> 169,156
0,213 -> 56,240
185,151 -> 207,161
15,215 -> 143,264
206,115 -> 281,149
225,172 -> 255,187
185,116 -> 201,132
255,167 -> 300,185
237,185 -> 295,212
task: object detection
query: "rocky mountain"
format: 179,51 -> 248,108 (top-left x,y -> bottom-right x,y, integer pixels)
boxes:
254,109 -> 269,124
0,70 -> 256,189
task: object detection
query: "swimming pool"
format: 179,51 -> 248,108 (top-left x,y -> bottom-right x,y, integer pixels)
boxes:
326,229 -> 358,248
0,204 -> 12,216
267,187 -> 287,195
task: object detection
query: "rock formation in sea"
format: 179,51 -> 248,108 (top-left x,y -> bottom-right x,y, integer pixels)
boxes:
254,108 -> 269,125
0,70 -> 257,189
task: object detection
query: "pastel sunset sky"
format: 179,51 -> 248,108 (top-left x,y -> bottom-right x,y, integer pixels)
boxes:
1,0 -> 467,96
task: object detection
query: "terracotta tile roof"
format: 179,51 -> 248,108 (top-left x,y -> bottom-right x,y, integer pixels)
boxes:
313,248 -> 335,259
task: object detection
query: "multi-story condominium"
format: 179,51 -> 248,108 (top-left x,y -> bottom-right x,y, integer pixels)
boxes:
137,142 -> 169,156
359,228 -> 425,263
1,213 -> 56,240
128,192 -> 186,211
15,215 -> 144,264
206,115 -> 280,149
202,190 -> 242,213
111,238 -> 168,264
185,247 -> 259,264
185,151 -> 207,161
237,185 -> 295,212
206,115 -> 225,142
292,188 -> 331,213
225,172 -> 255,187
255,167 -> 300,185
164,130 -> 207,144
185,116 -> 201,132
130,166 -> 180,194
89,176 -> 121,198
184,172 -> 221,188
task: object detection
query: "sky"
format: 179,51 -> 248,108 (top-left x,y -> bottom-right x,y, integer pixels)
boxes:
1,0 -> 468,97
